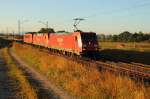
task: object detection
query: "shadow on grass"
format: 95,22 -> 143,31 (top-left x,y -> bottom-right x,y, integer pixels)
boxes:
99,49 -> 150,65
0,37 -> 13,49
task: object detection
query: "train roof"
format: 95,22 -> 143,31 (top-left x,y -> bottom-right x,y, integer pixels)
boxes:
25,32 -> 37,34
54,31 -> 71,35
24,31 -> 96,35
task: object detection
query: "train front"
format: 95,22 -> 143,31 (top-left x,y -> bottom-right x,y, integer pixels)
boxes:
79,32 -> 99,55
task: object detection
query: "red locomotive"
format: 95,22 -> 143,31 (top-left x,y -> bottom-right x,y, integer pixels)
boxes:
23,31 -> 99,55
23,32 -> 35,44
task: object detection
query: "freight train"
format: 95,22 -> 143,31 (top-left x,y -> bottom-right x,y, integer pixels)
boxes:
23,31 -> 99,56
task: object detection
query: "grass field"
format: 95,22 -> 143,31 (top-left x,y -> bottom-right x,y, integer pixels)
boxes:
99,42 -> 150,65
99,42 -> 150,52
11,42 -> 150,99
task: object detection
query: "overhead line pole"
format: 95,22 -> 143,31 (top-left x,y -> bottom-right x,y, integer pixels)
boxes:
18,19 -> 29,36
46,21 -> 48,29
18,20 -> 21,36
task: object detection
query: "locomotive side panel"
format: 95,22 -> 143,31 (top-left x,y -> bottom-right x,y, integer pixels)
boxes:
47,33 -> 81,54
33,34 -> 45,46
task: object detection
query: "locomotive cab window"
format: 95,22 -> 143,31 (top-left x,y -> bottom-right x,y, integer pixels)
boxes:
81,33 -> 97,43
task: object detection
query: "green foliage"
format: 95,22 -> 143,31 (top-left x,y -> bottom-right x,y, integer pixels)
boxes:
38,28 -> 55,33
98,31 -> 150,42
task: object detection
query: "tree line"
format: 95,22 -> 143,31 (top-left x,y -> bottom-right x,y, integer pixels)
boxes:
98,31 -> 150,42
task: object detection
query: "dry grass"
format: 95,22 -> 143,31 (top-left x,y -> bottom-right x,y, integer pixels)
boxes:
2,48 -> 38,99
12,43 -> 150,99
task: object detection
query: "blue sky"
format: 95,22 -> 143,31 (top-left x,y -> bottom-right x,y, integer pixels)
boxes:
0,0 -> 150,34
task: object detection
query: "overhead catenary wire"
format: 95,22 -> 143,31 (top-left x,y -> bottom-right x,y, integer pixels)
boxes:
82,1 -> 150,19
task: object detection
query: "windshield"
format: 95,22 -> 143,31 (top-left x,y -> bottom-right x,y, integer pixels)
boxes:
81,33 -> 97,43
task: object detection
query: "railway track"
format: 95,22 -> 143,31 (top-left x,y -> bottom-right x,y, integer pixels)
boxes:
119,62 -> 150,73
95,61 -> 150,81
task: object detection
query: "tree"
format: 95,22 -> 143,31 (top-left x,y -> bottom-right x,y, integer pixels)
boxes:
112,35 -> 118,42
98,34 -> 106,41
38,28 -> 55,33
97,31 -> 150,42
118,31 -> 132,42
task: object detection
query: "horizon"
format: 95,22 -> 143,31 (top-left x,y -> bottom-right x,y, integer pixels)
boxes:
0,0 -> 150,34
